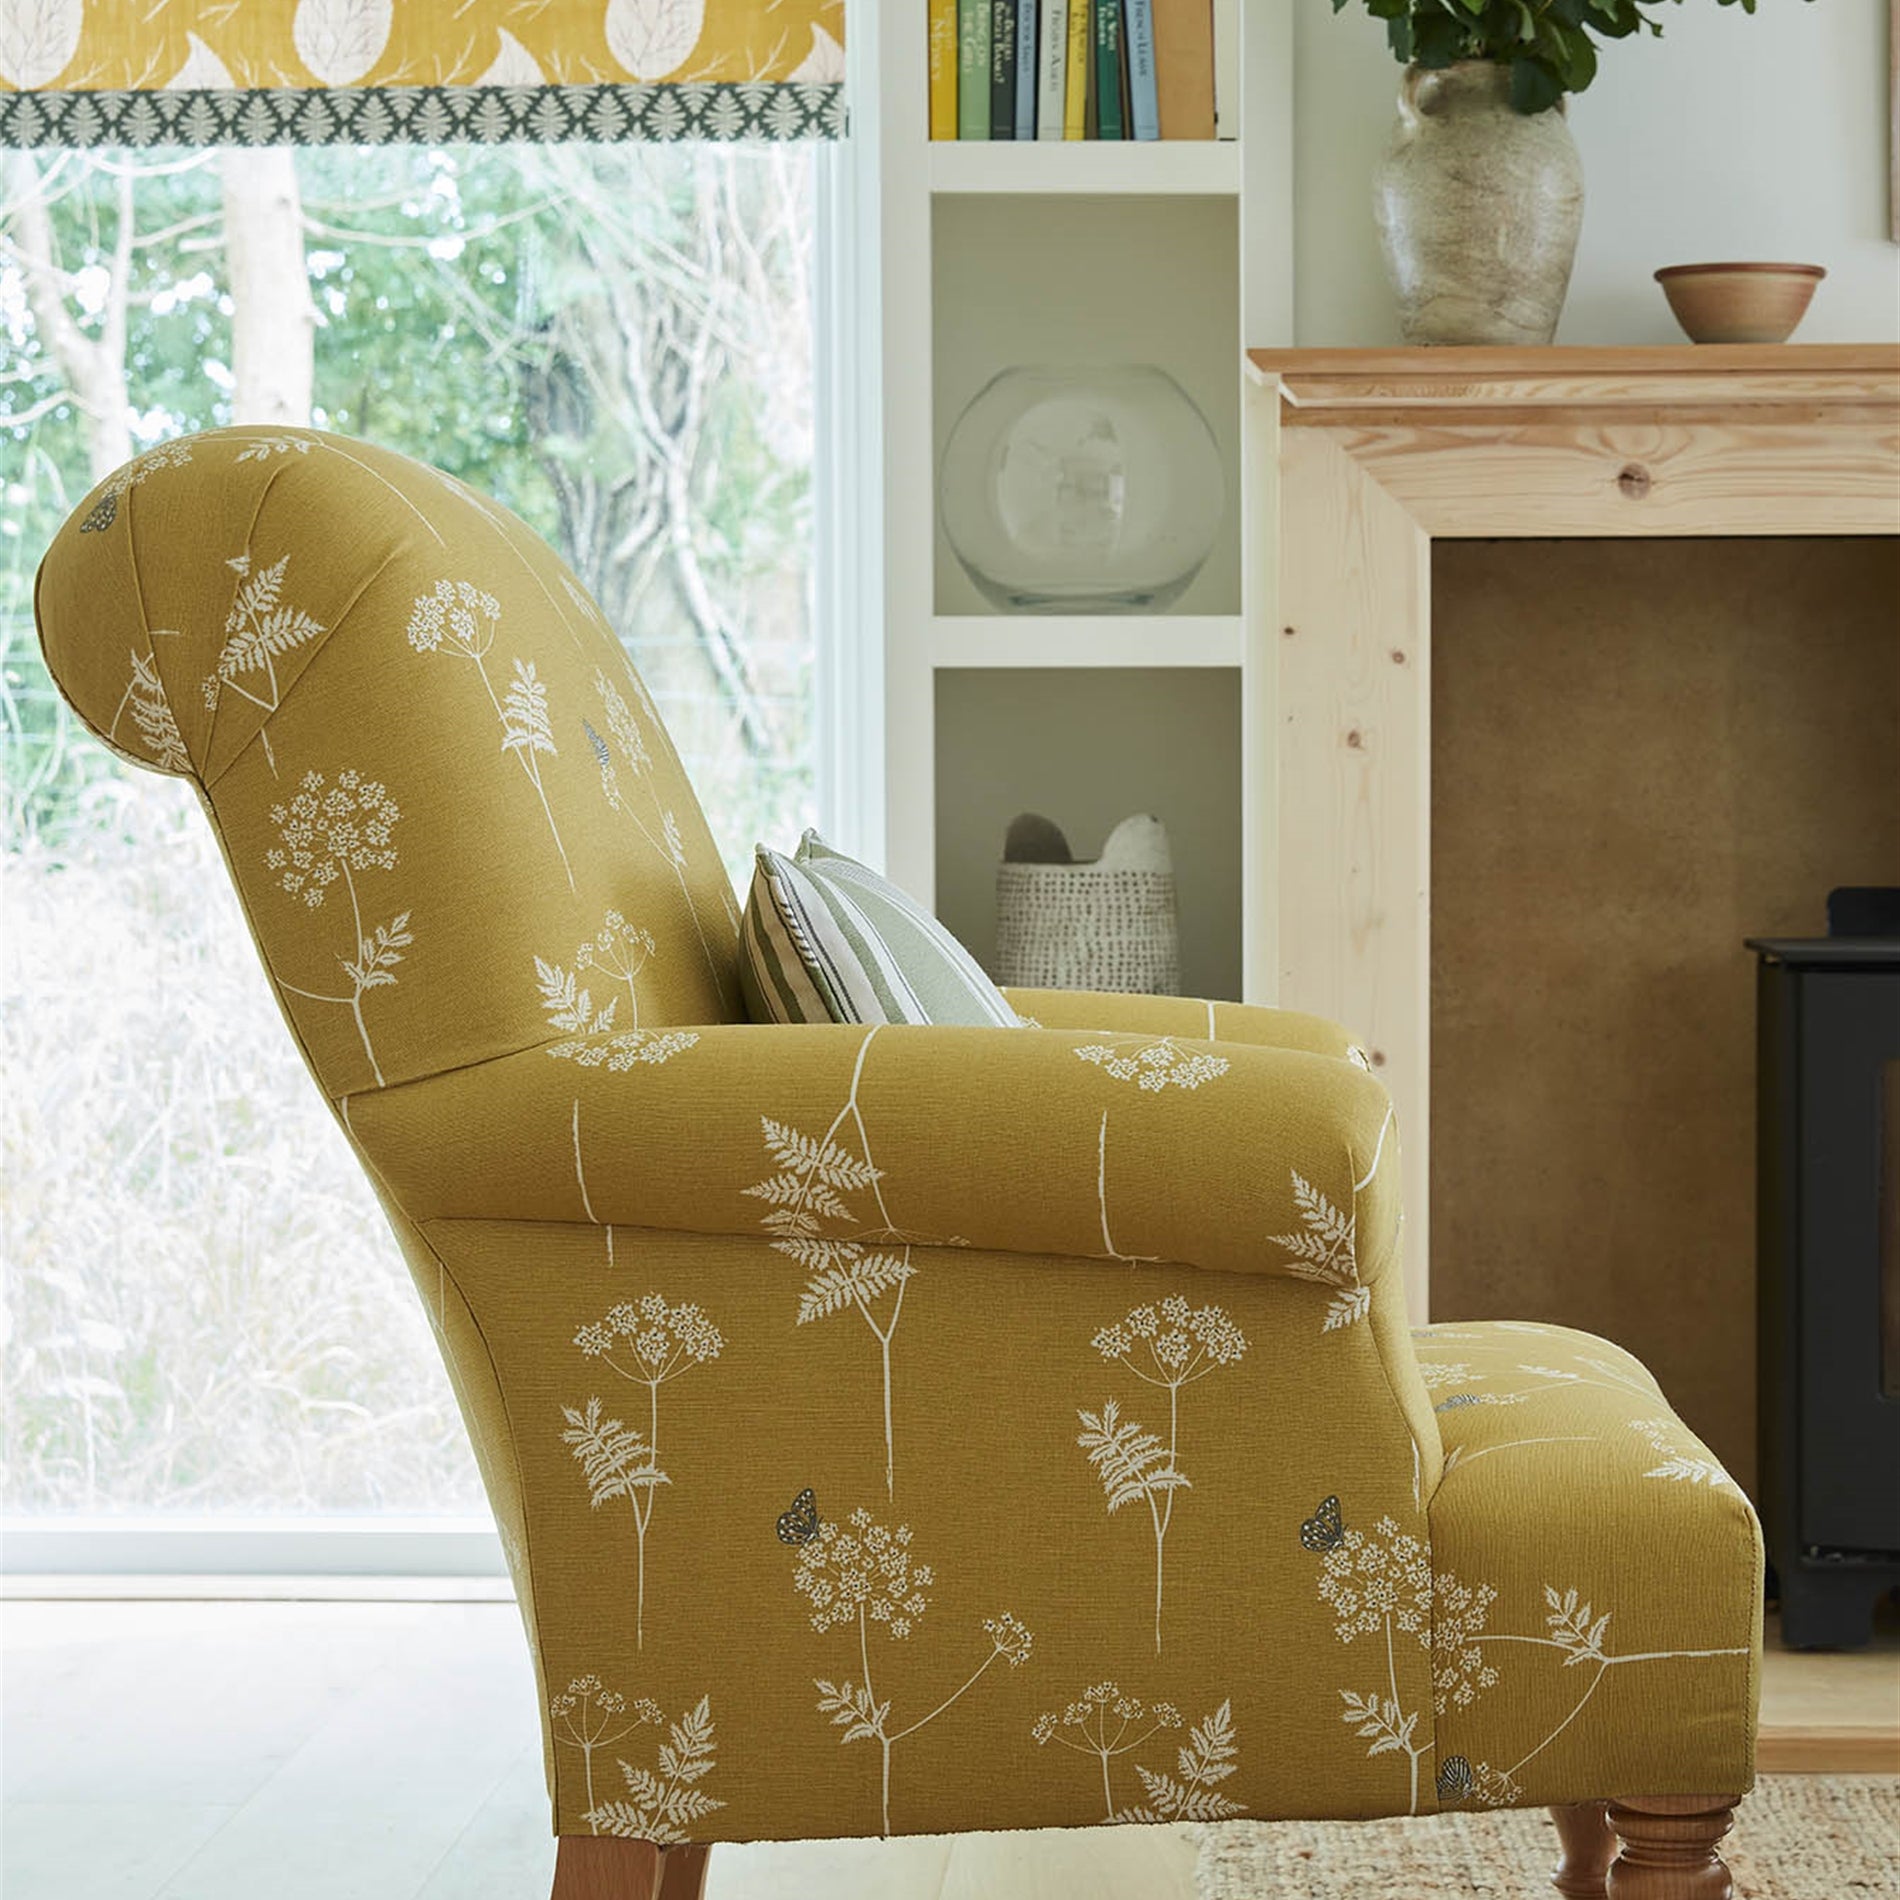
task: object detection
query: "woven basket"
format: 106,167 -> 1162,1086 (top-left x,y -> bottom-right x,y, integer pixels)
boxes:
994,813 -> 1180,995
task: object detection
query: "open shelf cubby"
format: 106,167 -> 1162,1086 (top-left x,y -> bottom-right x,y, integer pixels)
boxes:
930,192 -> 1242,621
933,667 -> 1243,1002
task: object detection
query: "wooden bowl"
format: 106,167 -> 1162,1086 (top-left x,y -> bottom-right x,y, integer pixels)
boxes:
1654,262 -> 1825,345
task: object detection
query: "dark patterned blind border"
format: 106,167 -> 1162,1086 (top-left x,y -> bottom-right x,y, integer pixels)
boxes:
0,80 -> 844,148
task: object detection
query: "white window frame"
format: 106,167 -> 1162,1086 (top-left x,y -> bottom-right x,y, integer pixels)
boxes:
4,109 -> 882,1593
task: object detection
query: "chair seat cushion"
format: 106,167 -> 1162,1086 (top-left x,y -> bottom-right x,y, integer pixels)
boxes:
1410,1320 -> 1761,1811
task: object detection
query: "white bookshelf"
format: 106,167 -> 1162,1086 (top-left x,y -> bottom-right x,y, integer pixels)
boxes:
865,3 -> 1291,1003
926,138 -> 1241,196
927,615 -> 1244,670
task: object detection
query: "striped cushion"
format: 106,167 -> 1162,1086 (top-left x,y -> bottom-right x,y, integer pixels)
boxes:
740,831 -> 1024,1028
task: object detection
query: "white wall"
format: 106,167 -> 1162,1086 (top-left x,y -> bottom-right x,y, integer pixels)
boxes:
1289,0 -> 1900,346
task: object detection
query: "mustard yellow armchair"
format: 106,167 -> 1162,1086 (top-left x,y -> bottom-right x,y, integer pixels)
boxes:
36,430 -> 1761,1900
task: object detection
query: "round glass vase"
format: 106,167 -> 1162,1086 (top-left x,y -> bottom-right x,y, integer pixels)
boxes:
938,365 -> 1225,614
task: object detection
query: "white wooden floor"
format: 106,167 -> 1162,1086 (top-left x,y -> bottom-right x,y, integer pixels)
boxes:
0,1601 -> 1198,1900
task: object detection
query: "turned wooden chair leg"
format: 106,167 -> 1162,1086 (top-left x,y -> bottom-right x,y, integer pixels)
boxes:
1605,1795 -> 1740,1900
1550,1800 -> 1616,1897
550,1838 -> 713,1900
659,1844 -> 711,1898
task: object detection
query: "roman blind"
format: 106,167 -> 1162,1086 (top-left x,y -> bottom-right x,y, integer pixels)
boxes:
0,0 -> 844,145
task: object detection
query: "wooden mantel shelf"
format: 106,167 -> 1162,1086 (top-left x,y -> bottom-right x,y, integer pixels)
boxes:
1246,343 -> 1900,424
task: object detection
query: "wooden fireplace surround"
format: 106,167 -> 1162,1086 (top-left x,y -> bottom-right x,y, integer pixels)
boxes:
1244,344 -> 1900,1325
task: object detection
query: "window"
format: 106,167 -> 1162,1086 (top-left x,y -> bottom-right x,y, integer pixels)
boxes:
1,141 -> 822,1522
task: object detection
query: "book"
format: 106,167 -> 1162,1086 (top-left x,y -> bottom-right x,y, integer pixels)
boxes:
957,0 -> 990,139
1212,0 -> 1238,139
1092,0 -> 1123,140
1123,0 -> 1159,141
1014,0 -> 1038,139
1154,0 -> 1214,140
1037,0 -> 1068,140
990,0 -> 1016,139
1063,0 -> 1089,136
929,0 -> 959,140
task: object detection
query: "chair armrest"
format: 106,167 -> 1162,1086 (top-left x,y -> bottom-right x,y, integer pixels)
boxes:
353,1016 -> 1442,1501
1002,988 -> 1367,1062
348,1019 -> 1399,1302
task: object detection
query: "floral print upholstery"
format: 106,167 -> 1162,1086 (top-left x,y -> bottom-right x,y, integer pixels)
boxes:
1411,1321 -> 1760,1814
34,430 -> 1759,1847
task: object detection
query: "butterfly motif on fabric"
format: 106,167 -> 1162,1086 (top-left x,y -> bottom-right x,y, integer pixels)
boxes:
1436,1755 -> 1474,1801
1299,1494 -> 1346,1553
776,1486 -> 821,1546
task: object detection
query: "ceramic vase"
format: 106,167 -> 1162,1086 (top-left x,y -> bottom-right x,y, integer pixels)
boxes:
1373,60 -> 1584,347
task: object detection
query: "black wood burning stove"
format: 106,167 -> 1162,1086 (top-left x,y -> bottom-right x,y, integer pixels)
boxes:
1750,908 -> 1900,1649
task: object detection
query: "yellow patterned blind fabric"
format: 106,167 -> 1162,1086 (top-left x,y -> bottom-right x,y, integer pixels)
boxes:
0,1 -> 845,143
0,0 -> 843,90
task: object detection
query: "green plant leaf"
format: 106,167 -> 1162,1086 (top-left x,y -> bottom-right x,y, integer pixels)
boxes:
1410,11 -> 1469,64
1509,54 -> 1566,112
1555,26 -> 1597,88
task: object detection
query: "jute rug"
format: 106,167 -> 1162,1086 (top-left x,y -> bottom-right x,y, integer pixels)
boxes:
1193,1777 -> 1899,1899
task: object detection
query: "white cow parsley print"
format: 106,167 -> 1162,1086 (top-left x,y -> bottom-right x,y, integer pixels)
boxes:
550,1675 -> 665,1834
582,1695 -> 725,1844
1031,1681 -> 1247,1824
234,434 -> 313,462
263,768 -> 410,1088
1073,1037 -> 1230,1092
796,1506 -> 1031,1837
548,1029 -> 700,1071
537,910 -> 659,1038
79,439 -> 193,533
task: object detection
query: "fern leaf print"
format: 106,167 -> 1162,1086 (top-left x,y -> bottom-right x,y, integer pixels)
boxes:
200,550 -> 328,776
1269,1169 -> 1369,1334
746,1028 -> 962,1498
1081,1297 -> 1247,1653
113,651 -> 190,773
406,580 -> 573,888
579,1693 -> 726,1843
564,1294 -> 723,1648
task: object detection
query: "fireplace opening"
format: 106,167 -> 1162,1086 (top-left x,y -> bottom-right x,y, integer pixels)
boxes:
1427,536 -> 1900,1528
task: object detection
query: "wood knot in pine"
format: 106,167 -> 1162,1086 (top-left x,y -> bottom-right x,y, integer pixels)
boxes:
1615,463 -> 1652,500
1345,728 -> 1365,750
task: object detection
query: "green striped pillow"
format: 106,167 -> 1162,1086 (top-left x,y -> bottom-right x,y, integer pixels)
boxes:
740,831 -> 1024,1028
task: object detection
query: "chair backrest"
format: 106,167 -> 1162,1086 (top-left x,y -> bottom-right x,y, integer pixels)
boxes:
35,428 -> 744,1101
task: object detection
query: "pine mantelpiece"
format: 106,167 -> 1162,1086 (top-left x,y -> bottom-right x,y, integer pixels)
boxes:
1245,344 -> 1900,541
1247,342 -> 1900,429
1243,342 -> 1900,1326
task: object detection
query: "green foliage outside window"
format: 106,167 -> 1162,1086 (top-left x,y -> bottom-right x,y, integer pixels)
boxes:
1,143 -> 817,1514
